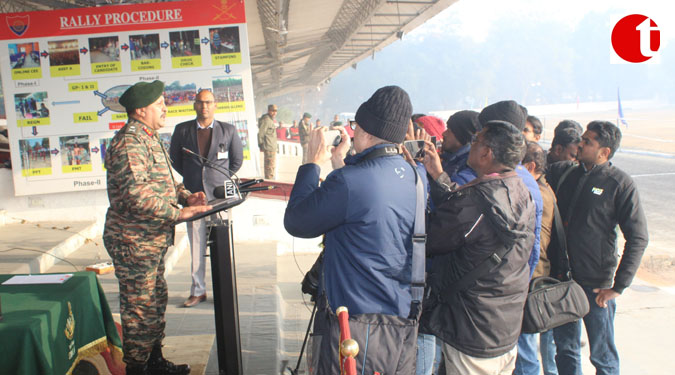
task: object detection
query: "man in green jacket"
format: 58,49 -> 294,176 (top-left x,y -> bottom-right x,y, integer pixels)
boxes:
258,104 -> 278,179
298,112 -> 312,163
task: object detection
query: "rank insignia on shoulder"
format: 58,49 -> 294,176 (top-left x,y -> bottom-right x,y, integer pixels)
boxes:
142,126 -> 153,137
128,125 -> 136,132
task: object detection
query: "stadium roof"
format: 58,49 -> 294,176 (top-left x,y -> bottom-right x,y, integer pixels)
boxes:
0,0 -> 459,101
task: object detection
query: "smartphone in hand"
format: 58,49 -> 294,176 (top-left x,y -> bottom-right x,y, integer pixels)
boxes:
404,140 -> 425,159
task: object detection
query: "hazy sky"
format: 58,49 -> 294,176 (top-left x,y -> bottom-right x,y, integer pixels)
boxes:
410,0 -> 675,44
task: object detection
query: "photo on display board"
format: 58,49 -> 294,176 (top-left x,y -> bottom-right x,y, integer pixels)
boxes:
59,135 -> 92,173
209,26 -> 240,54
99,137 -> 113,166
163,81 -> 196,107
234,120 -> 250,160
212,77 -> 244,103
101,85 -> 131,113
129,33 -> 160,60
14,92 -> 50,120
89,36 -> 120,63
18,138 -> 52,176
48,39 -> 80,66
8,42 -> 41,70
169,30 -> 201,57
158,133 -> 172,153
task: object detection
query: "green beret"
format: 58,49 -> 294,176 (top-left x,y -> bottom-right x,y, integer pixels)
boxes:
333,121 -> 343,126
119,80 -> 165,110
303,112 -> 312,119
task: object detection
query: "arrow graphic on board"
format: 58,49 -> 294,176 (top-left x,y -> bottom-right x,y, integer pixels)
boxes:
161,41 -> 169,49
91,146 -> 100,154
51,148 -> 59,155
40,50 -> 49,58
80,47 -> 88,54
121,43 -> 129,51
31,126 -> 38,136
201,37 -> 210,45
52,100 -> 80,106
93,91 -> 107,99
225,64 -> 231,74
97,108 -> 109,116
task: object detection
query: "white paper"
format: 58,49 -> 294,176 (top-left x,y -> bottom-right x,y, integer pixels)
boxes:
2,273 -> 74,285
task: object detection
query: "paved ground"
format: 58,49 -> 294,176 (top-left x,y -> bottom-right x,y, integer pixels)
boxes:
2,145 -> 674,374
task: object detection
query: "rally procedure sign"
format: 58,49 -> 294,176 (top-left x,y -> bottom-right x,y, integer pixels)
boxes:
0,0 -> 259,196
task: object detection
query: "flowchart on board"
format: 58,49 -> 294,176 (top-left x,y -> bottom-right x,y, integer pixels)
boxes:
1,0 -> 257,196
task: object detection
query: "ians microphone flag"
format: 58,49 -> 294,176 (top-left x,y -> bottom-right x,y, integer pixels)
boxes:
617,87 -> 628,127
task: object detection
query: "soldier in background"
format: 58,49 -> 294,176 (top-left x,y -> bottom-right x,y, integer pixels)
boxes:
104,80 -> 211,375
258,104 -> 278,179
298,112 -> 312,163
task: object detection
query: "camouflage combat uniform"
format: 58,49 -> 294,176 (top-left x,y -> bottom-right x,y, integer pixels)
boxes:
103,118 -> 191,365
257,113 -> 276,179
298,119 -> 311,164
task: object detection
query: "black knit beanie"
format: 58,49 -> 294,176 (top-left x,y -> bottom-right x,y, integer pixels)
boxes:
447,110 -> 480,145
354,86 -> 412,144
478,100 -> 527,131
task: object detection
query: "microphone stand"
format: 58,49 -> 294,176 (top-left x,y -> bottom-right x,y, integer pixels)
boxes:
181,147 -> 241,185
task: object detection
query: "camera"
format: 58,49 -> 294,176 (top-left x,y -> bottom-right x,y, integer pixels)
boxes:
323,129 -> 342,147
404,140 -> 425,159
301,251 -> 324,301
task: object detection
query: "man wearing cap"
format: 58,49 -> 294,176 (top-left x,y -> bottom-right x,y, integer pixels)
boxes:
285,86 -> 420,374
476,100 -> 544,375
298,112 -> 313,163
428,110 -> 481,185
420,121 -> 535,375
104,80 -> 211,375
258,104 -> 277,179
169,88 -> 243,308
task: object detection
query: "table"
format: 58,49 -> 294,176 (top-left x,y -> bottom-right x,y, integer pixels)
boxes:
0,271 -> 122,375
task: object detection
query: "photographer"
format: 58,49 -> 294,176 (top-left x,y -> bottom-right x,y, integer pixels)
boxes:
285,86 -> 420,374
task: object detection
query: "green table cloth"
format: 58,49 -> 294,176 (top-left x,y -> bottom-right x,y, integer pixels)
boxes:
0,271 -> 122,374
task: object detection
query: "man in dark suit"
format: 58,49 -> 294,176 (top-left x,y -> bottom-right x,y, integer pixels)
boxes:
169,89 -> 243,307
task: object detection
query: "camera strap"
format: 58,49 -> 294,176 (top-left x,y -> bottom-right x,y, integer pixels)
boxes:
358,144 -> 400,162
346,143 -> 426,319
409,165 -> 426,319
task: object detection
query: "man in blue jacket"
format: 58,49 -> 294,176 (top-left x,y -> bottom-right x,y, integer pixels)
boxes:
285,86 -> 419,374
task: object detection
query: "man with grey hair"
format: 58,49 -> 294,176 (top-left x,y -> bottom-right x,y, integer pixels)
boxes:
420,120 -> 536,375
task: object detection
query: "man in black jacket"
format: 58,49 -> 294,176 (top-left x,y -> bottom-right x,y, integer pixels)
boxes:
547,121 -> 648,375
169,89 -> 243,307
420,121 -> 535,374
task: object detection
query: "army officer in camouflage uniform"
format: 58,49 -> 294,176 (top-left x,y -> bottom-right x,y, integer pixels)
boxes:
104,80 -> 211,375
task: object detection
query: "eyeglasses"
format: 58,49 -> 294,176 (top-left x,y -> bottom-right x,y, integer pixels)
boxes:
349,120 -> 357,130
195,100 -> 215,106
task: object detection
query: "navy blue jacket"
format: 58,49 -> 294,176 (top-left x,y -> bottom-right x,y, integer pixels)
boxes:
441,144 -> 477,185
169,119 -> 243,199
284,144 -> 417,318
516,164 -> 543,278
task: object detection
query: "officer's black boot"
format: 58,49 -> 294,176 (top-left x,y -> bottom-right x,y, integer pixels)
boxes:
125,362 -> 148,375
147,343 -> 191,375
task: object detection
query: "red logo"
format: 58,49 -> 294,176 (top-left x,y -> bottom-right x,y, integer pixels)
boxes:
611,14 -> 660,63
5,15 -> 30,37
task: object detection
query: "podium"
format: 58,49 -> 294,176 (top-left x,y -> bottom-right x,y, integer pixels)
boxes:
181,195 -> 246,375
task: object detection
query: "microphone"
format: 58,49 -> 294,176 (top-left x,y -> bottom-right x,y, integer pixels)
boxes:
182,147 -> 238,182
214,185 -> 275,198
239,178 -> 264,189
240,185 -> 276,193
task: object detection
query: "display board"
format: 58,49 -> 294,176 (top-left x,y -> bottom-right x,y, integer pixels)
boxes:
0,0 -> 259,196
